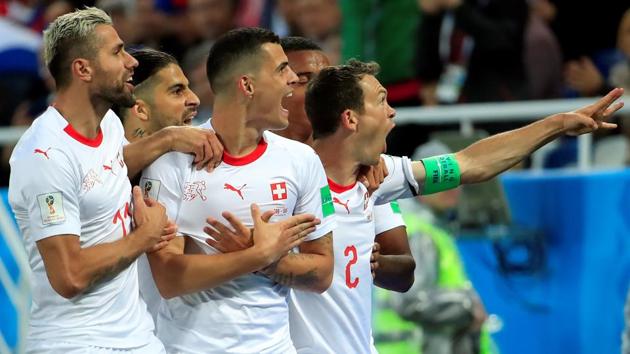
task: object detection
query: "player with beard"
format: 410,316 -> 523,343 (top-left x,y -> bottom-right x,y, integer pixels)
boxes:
287,59 -> 624,354
7,8 -> 222,353
140,28 -> 336,353
119,48 -> 203,143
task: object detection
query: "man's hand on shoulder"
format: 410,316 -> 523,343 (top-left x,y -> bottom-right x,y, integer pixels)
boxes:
165,126 -> 224,172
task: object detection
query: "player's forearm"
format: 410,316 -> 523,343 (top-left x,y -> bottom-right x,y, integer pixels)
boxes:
411,115 -> 565,185
374,254 -> 415,292
147,247 -> 269,298
41,234 -> 147,299
124,128 -> 173,178
455,115 -> 564,183
261,234 -> 334,293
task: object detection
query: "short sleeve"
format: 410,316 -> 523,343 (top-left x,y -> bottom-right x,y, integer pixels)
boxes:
10,151 -> 81,241
293,150 -> 337,241
373,201 -> 406,235
140,152 -> 190,224
373,155 -> 420,205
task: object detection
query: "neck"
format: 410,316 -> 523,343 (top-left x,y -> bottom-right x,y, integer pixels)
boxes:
211,95 -> 264,156
276,128 -> 314,146
123,117 -> 149,143
53,85 -> 110,138
313,134 -> 360,186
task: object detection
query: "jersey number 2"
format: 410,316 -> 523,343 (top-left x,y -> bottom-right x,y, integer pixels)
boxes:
344,245 -> 359,289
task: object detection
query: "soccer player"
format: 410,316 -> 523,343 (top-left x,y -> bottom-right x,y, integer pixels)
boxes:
119,48 -> 203,142
140,28 -> 336,353
289,59 -> 624,354
7,8 -> 229,353
278,37 -> 414,292
120,46 -> 321,325
275,36 -> 415,352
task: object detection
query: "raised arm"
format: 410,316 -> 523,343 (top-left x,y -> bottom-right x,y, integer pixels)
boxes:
412,88 -> 625,187
124,126 -> 223,178
37,187 -> 169,298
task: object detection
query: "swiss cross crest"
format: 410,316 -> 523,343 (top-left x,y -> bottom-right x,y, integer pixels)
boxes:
183,181 -> 208,201
270,182 -> 288,200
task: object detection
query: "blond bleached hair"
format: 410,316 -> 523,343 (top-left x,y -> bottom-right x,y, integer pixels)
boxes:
43,7 -> 112,88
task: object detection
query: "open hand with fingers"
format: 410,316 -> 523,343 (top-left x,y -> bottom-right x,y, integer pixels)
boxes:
130,186 -> 170,253
371,242 -> 380,279
358,156 -> 389,196
561,87 -> 625,136
165,126 -> 224,172
204,204 -> 321,267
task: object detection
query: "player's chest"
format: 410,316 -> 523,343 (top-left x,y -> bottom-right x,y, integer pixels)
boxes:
76,144 -> 130,219
180,165 -> 299,218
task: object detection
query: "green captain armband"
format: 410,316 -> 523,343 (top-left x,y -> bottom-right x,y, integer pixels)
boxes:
421,154 -> 461,195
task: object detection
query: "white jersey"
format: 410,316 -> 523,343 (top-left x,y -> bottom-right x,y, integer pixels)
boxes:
139,120 -> 337,354
8,107 -> 156,349
374,201 -> 406,236
289,155 -> 418,354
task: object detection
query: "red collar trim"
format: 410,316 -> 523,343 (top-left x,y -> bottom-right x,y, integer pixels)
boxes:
63,124 -> 103,147
223,139 -> 268,166
327,178 -> 357,193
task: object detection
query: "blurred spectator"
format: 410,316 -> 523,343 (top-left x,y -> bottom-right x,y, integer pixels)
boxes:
417,0 -> 529,104
392,141 -> 497,354
524,0 -> 563,100
564,8 -> 630,97
293,0 -> 340,64
549,0 -> 627,62
260,0 -> 302,37
188,0 -> 238,42
341,0 -> 421,106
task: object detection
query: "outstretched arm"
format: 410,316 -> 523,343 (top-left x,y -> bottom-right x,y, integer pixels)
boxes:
412,88 -> 625,187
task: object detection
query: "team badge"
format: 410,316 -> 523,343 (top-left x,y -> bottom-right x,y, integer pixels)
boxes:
37,192 -> 65,225
270,182 -> 288,201
140,177 -> 161,200
320,185 -> 334,217
183,181 -> 208,201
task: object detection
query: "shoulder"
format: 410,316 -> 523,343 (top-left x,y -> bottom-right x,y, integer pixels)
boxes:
11,109 -> 73,168
264,131 -> 319,159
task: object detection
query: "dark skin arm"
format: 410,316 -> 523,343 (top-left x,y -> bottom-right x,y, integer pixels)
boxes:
373,226 -> 416,292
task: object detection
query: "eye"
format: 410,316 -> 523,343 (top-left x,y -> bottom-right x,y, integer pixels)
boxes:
297,75 -> 309,85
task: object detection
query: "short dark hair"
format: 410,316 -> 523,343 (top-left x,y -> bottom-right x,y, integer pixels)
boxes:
280,36 -> 322,53
206,27 -> 280,93
306,59 -> 380,139
129,47 -> 178,87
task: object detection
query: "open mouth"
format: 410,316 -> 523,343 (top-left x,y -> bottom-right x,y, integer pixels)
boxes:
125,76 -> 134,90
183,110 -> 197,125
281,91 -> 293,115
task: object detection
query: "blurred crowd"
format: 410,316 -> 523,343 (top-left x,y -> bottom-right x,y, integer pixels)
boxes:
0,0 -> 629,186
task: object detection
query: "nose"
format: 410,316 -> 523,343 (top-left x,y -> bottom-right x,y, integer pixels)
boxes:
287,66 -> 298,86
388,105 -> 396,119
187,88 -> 200,107
125,50 -> 138,69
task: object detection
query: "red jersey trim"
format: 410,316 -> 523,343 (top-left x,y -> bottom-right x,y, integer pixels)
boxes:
223,139 -> 268,166
63,124 -> 103,148
327,178 -> 357,193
